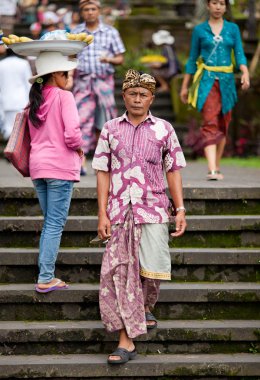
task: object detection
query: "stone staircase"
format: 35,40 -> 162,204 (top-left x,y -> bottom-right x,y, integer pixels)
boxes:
0,176 -> 260,378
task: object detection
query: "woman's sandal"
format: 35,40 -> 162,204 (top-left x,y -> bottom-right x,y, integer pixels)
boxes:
206,170 -> 224,181
107,347 -> 137,364
35,279 -> 69,293
145,311 -> 158,330
216,170 -> 224,180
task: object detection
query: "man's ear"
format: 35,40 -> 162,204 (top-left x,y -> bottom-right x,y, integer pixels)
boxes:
150,94 -> 155,105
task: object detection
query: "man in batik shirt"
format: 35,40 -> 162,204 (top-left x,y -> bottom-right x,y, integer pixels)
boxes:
92,69 -> 187,364
72,0 -> 125,174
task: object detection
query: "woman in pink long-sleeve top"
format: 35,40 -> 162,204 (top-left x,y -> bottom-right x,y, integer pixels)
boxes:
27,51 -> 84,293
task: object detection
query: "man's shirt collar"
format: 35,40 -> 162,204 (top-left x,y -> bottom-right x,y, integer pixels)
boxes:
119,111 -> 156,125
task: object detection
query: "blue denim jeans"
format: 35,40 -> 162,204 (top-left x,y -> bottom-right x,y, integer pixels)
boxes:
33,179 -> 74,283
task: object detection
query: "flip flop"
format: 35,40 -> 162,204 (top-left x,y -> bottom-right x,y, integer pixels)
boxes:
35,279 -> 69,293
107,347 -> 137,365
206,170 -> 219,181
145,311 -> 158,330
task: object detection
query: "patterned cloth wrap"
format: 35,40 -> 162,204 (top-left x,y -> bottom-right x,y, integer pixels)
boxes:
122,69 -> 156,94
99,206 -> 161,338
73,73 -> 117,154
79,0 -> 101,9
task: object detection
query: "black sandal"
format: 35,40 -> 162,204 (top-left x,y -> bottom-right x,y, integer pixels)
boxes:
107,347 -> 137,364
145,311 -> 158,330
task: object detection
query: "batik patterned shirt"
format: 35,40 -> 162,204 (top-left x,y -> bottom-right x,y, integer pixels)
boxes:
92,112 -> 186,224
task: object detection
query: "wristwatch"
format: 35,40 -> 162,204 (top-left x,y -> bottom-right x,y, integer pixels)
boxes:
176,206 -> 186,213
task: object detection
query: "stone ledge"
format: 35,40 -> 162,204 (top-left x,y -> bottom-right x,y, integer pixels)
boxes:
0,353 -> 260,377
1,186 -> 260,199
0,248 -> 259,266
0,215 -> 259,232
0,283 -> 259,303
0,320 -> 259,343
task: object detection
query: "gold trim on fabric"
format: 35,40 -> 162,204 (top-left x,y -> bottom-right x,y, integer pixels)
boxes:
140,267 -> 171,280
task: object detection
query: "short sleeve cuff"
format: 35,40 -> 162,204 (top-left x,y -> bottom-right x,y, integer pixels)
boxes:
92,155 -> 110,172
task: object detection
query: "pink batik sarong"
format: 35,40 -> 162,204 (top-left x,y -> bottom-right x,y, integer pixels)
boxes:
99,207 -> 160,339
73,73 -> 117,154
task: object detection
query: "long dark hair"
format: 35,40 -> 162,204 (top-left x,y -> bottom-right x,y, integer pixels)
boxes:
27,73 -> 52,128
206,0 -> 231,18
207,0 -> 230,9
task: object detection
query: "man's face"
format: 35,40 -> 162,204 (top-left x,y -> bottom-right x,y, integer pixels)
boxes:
123,87 -> 154,118
81,4 -> 100,23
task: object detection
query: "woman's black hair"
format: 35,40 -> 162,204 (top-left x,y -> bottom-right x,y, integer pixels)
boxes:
27,73 -> 52,128
207,0 -> 230,7
206,0 -> 231,17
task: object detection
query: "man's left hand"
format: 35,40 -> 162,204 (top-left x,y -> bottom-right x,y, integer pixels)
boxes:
170,211 -> 187,238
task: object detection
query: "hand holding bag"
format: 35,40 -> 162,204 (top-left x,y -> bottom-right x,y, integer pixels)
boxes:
4,109 -> 31,177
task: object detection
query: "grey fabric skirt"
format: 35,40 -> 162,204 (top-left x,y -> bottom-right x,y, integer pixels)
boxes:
139,223 -> 171,280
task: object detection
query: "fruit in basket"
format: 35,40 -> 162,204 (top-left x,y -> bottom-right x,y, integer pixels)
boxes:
140,55 -> 168,64
84,35 -> 94,44
2,37 -> 11,45
66,32 -> 94,45
2,35 -> 33,45
19,37 -> 33,42
66,33 -> 76,40
8,34 -> 20,42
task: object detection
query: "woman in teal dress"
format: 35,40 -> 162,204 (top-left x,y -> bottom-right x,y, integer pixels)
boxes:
180,0 -> 250,180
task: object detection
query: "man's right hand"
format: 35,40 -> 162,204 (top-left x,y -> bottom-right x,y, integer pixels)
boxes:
98,212 -> 111,240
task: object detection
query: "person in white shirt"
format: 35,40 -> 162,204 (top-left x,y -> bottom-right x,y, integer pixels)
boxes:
0,47 -> 32,140
0,0 -> 18,36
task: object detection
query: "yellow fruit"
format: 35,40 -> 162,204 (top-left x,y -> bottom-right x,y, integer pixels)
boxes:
19,36 -> 33,42
8,34 -> 20,42
78,33 -> 87,41
84,35 -> 94,44
68,33 -> 76,40
74,34 -> 82,41
2,37 -> 11,45
9,38 -> 17,44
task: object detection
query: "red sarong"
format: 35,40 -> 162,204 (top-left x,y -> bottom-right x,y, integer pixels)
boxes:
201,81 -> 232,148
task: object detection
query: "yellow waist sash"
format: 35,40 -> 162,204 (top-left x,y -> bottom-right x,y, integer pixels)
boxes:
188,62 -> 233,109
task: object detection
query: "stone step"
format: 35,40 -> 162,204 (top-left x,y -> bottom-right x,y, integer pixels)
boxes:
0,248 -> 259,283
0,215 -> 259,248
0,283 -> 259,322
1,247 -> 259,266
1,282 -> 258,303
1,186 -> 260,216
0,215 -> 259,232
2,185 -> 259,200
1,353 -> 259,378
1,320 -> 259,356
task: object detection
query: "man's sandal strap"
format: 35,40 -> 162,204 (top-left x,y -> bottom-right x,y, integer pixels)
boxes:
107,347 -> 137,364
